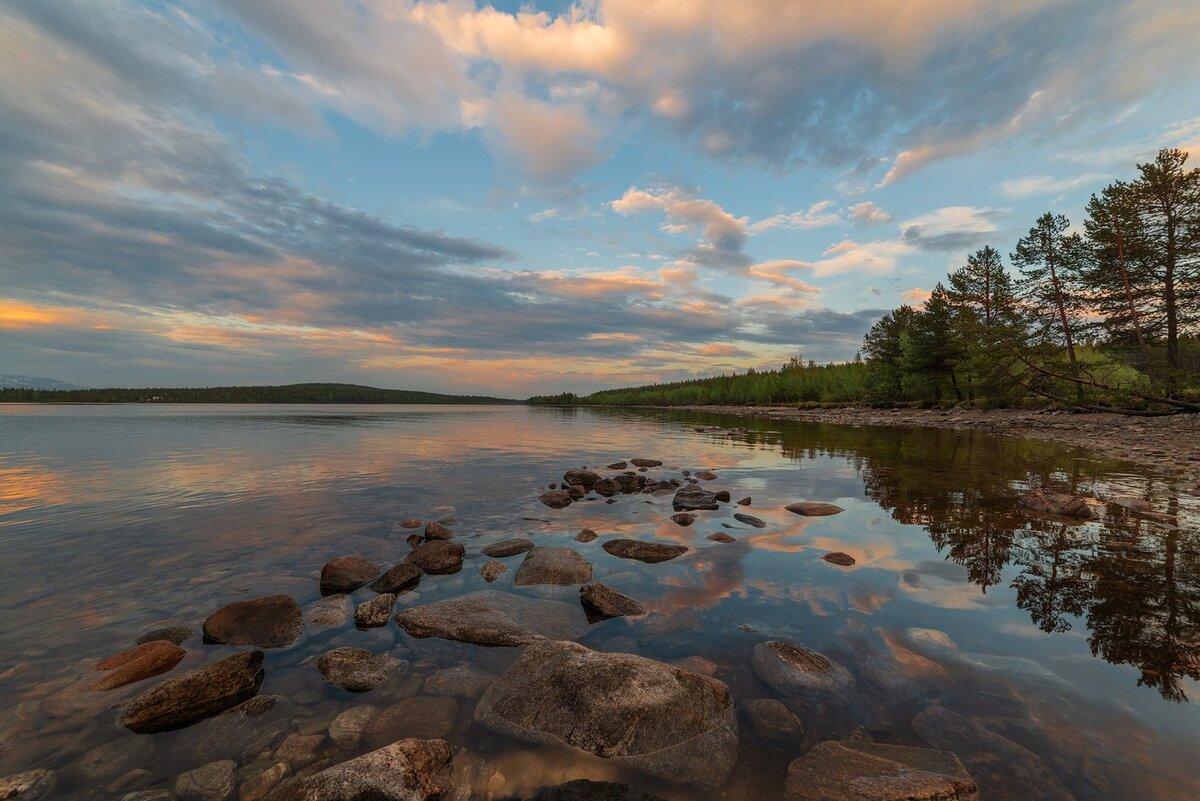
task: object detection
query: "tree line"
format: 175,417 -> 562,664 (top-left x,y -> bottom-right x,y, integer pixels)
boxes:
0,383 -> 517,404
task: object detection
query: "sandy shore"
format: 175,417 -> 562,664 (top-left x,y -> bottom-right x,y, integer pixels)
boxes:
675,405 -> 1200,487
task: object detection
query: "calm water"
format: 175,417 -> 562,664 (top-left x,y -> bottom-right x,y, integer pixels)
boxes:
1,404 -> 1197,800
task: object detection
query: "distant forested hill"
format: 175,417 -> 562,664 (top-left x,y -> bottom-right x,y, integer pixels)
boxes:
0,383 -> 517,404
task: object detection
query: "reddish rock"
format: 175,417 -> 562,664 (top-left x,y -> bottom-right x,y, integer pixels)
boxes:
399,518 -> 423,529
424,521 -> 455,540
203,595 -> 302,648
575,528 -> 598,543
93,640 -> 185,691
707,532 -> 736,544
120,651 -> 264,733
822,552 -> 856,566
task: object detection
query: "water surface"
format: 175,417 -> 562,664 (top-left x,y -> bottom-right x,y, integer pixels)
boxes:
1,404 -> 1197,799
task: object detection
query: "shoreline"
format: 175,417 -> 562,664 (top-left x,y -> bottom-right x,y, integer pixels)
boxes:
668,405 -> 1200,486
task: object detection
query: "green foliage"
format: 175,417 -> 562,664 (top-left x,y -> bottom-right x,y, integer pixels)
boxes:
0,383 -> 517,404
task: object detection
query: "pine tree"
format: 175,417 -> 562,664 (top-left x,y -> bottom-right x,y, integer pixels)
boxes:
1083,180 -> 1155,364
1012,213 -> 1088,364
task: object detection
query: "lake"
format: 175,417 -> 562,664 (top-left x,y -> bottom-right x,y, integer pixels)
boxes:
1,404 -> 1197,800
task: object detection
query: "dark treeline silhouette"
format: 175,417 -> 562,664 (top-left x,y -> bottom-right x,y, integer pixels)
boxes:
0,383 -> 517,404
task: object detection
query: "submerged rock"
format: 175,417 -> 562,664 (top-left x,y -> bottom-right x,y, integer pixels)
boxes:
320,556 -> 381,594
404,540 -> 465,574
394,589 -> 587,647
262,738 -> 452,801
203,595 -> 302,648
742,698 -> 804,743
173,759 -> 235,801
306,594 -> 351,630
514,547 -> 593,586
670,512 -> 696,526
692,471 -> 718,481
580,583 -> 646,620
354,593 -> 396,628
0,769 -> 57,800
480,560 -> 508,582
1019,490 -> 1095,519
520,780 -> 667,801
317,647 -> 404,692
733,513 -> 766,528
476,640 -> 738,789
399,518 -> 423,529
423,521 -> 455,540
370,563 -> 422,594
785,740 -> 977,801
785,502 -> 844,516
822,552 -> 856,566
136,626 -> 193,646
363,698 -> 458,746
120,651 -> 265,733
752,640 -> 855,706
93,640 -> 186,691
575,527 -> 598,543
602,539 -> 688,563
481,538 -> 535,558
327,705 -> 378,750
539,490 -> 574,509
423,664 -> 496,699
673,487 -> 720,511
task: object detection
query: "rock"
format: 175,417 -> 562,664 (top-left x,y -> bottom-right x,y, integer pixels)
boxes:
424,521 -> 455,540
394,590 -> 587,646
514,547 -> 593,586
575,528 -> 598,543
77,736 -> 156,781
785,502 -> 844,516
692,471 -> 718,481
317,647 -> 404,692
327,705 -> 378,749
173,759 -> 236,801
580,583 -> 646,620
538,490 -> 573,509
672,487 -> 720,511
822,552 -> 855,566
521,780 -> 667,801
752,640 -> 855,706
306,595 -> 351,630
320,556 -> 380,594
607,461 -> 628,470
174,695 -> 291,765
136,626 -> 193,646
399,518 -> 423,529
476,640 -> 738,789
480,560 -> 508,582
0,769 -> 57,800
707,532 -> 736,543
564,469 -> 602,489
203,595 -> 302,648
784,740 -> 978,801
713,490 -> 731,503
94,640 -> 186,690
239,762 -> 290,801
593,479 -> 620,497
363,697 -> 458,747
121,651 -> 265,733
404,540 -> 465,574
736,497 -> 752,506
121,791 -> 172,801
742,698 -> 803,743
406,534 -> 424,549
674,656 -> 718,676
275,733 -> 324,768
370,563 -> 422,593
602,539 -> 688,563
423,664 -> 496,698
261,738 -> 452,801
354,594 -> 396,628
733,513 -> 766,528
912,705 -> 1073,800
567,484 -> 586,499
669,512 -> 696,526
481,538 -> 535,558
630,458 -> 662,467
1019,490 -> 1095,519
613,473 -> 647,493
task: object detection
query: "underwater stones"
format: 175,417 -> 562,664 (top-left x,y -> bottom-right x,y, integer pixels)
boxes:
575,528 -> 598,543
482,538 -> 536,558
580,583 -> 646,620
262,738 -> 452,801
202,595 -> 302,648
480,560 -> 508,582
172,760 -> 236,801
672,487 -> 721,511
670,512 -> 696,526
707,532 -> 736,544
539,490 -> 573,509
1019,490 -> 1095,519
239,762 -> 291,801
76,737 -> 156,782
327,705 -> 378,749
120,651 -> 265,733
93,640 -> 186,691
404,540 -> 465,574
136,626 -> 193,646
822,552 -> 856,566
785,502 -> 844,516
317,647 -> 404,692
602,539 -> 688,563
394,590 -> 586,647
0,769 -> 57,800
733,513 -> 766,528
476,640 -> 738,789
354,593 -> 396,628
752,640 -> 855,706
306,594 -> 351,630
630,458 -> 663,467
370,563 -> 422,594
363,697 -> 459,747
784,741 -> 978,801
399,518 -> 423,529
564,469 -> 602,489
320,556 -> 380,594
423,521 -> 455,540
742,698 -> 804,743
521,780 -> 667,801
423,664 -> 496,699
514,547 -> 593,586
692,471 -> 718,481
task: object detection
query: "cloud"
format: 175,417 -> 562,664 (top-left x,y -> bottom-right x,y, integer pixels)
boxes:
901,287 -> 933,306
747,201 -> 840,234
848,201 -> 892,226
1000,173 -> 1110,197
899,206 -> 1004,251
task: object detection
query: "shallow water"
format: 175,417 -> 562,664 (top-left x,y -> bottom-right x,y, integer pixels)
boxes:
1,403 -> 1197,800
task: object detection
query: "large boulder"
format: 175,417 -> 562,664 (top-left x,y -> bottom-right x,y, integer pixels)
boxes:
514,547 -> 593,586
404,540 -> 465,574
752,640 -> 855,706
784,741 -> 977,800
320,556 -> 380,594
476,640 -> 738,789
672,487 -> 720,511
317,647 -> 405,692
602,539 -> 688,564
263,738 -> 452,801
1019,490 -> 1095,519
120,651 -> 265,733
394,590 -> 587,646
202,595 -> 302,648
93,640 -> 186,691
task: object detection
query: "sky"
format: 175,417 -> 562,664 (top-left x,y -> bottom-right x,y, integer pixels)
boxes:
2,0 -> 1199,397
